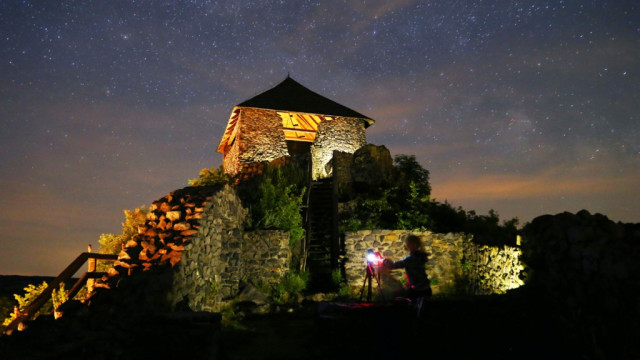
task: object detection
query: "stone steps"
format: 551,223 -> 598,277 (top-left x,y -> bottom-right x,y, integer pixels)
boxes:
306,179 -> 336,290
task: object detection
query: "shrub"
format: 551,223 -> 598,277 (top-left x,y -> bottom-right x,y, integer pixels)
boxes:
2,281 -> 68,327
271,272 -> 309,304
239,160 -> 307,253
188,165 -> 231,187
0,296 -> 13,327
339,153 -> 519,246
97,206 -> 148,271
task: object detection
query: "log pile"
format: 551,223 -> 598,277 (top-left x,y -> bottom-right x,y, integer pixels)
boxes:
108,186 -> 223,279
234,156 -> 290,184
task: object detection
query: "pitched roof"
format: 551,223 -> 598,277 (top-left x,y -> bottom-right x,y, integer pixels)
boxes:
237,76 -> 374,125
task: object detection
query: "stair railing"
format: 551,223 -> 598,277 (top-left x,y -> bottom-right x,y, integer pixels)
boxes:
3,251 -> 117,335
301,157 -> 313,272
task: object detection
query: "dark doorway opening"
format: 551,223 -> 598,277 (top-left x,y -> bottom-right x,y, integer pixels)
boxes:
286,140 -> 312,157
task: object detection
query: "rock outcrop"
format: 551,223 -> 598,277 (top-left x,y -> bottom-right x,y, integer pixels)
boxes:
522,210 -> 640,358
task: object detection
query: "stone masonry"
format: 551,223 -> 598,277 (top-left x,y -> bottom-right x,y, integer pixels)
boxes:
311,116 -> 367,179
168,185 -> 290,312
221,107 -> 290,177
220,107 -> 367,180
343,230 -> 523,296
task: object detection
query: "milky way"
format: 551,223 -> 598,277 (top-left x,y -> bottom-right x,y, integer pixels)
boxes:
1,1 -> 638,274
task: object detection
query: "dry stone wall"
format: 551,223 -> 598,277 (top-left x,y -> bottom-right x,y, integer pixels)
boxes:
311,116 -> 367,179
463,244 -> 524,295
220,107 -> 368,180
343,230 -> 523,296
168,185 -> 290,312
102,182 -> 522,314
222,107 -> 289,176
98,184 -> 290,313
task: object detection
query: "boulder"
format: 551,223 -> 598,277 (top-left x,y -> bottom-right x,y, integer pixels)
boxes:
350,144 -> 394,191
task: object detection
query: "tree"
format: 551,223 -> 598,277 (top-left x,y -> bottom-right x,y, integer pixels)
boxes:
393,154 -> 431,198
97,206 -> 148,271
341,154 -> 433,231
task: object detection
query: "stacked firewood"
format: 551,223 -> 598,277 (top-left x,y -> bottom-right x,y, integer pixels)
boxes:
234,162 -> 265,183
109,186 -> 220,278
235,156 -> 291,184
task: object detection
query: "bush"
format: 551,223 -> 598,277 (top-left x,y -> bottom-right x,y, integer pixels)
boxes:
239,160 -> 307,250
188,165 -> 231,187
97,206 -> 148,271
271,272 -> 309,304
339,153 -> 519,246
2,282 -> 68,328
340,154 -> 433,231
0,296 -> 13,327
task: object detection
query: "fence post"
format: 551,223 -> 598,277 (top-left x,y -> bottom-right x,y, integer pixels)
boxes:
87,244 -> 96,297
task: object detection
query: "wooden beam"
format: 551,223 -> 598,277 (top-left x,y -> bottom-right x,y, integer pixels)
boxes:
282,127 -> 316,133
4,252 -> 117,335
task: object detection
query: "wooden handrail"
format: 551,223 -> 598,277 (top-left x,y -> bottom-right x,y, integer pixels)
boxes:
67,271 -> 108,300
3,252 -> 117,335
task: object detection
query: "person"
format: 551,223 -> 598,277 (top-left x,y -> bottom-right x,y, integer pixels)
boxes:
383,235 -> 432,303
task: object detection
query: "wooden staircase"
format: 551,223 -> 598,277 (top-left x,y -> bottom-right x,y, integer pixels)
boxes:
305,179 -> 338,290
3,251 -> 117,335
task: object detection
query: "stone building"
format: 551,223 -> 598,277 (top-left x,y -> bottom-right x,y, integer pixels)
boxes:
217,76 -> 375,179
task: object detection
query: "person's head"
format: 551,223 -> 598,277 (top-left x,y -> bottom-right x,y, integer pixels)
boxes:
404,235 -> 424,253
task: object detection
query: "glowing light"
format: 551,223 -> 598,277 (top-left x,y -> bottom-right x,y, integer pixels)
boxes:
366,249 -> 384,265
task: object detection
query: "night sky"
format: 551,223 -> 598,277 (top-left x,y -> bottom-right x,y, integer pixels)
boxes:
1,1 -> 638,275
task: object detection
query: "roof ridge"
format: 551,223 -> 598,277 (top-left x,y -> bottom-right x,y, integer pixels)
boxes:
236,77 -> 373,122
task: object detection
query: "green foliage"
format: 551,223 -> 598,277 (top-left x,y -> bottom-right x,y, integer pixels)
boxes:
98,233 -> 122,257
331,270 -> 342,287
188,165 -> 231,187
393,154 -> 431,198
340,154 -> 433,232
461,258 -> 472,271
427,201 -> 519,246
337,283 -> 355,299
339,153 -> 519,246
239,161 -> 307,249
331,270 -> 355,299
271,272 -> 309,305
204,279 -> 222,307
396,181 -> 431,231
256,178 -> 305,244
0,296 -> 12,325
1,281 -> 67,327
220,302 -> 246,330
51,283 -> 68,311
340,189 -> 396,231
97,206 -> 149,271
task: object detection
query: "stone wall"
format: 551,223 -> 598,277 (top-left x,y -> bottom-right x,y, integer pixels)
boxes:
342,230 -> 523,296
222,132 -> 242,176
311,116 -> 367,179
222,107 -> 289,176
332,151 -> 354,196
463,243 -> 524,295
168,185 -> 290,312
220,107 -> 368,180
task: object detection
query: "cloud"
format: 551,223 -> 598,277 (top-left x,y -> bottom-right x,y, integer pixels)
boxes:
432,163 -> 640,201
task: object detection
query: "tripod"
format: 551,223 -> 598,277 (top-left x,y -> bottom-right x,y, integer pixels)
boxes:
358,262 -> 384,302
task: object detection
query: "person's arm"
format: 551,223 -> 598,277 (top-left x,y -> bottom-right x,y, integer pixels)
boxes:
384,256 -> 408,269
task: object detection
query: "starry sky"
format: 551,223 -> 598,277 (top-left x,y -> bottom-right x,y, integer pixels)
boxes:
1,1 -> 638,275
